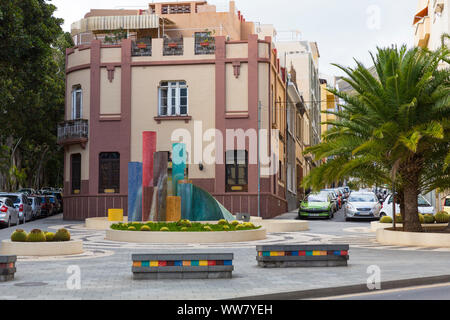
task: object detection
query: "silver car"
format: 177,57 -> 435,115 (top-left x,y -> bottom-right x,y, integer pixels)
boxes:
0,193 -> 33,223
345,192 -> 382,221
28,196 -> 42,220
0,197 -> 20,227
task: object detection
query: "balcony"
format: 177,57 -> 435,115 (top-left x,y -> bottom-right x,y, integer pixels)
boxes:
57,119 -> 89,148
132,38 -> 152,57
194,35 -> 215,55
163,37 -> 184,56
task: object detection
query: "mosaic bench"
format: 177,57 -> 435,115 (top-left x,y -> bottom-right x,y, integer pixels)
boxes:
256,245 -> 349,268
132,253 -> 234,280
0,255 -> 17,282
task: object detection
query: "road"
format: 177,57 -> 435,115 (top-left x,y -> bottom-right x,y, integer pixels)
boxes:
319,283 -> 450,300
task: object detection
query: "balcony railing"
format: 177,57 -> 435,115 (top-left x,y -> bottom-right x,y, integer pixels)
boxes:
194,36 -> 215,55
132,38 -> 152,56
57,119 -> 89,147
163,38 -> 184,56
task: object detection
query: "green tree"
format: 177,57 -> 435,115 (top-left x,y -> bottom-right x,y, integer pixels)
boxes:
303,45 -> 450,232
0,1 -> 71,190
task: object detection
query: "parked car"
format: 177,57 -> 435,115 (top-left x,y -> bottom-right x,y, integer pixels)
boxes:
39,195 -> 55,217
0,193 -> 33,223
380,194 -> 435,218
17,188 -> 37,195
43,191 -> 63,213
28,196 -> 42,220
443,196 -> 450,215
321,189 -> 340,212
299,192 -> 334,219
0,197 -> 20,227
344,192 -> 382,221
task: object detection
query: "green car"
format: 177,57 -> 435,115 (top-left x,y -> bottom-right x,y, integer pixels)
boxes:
298,193 -> 334,219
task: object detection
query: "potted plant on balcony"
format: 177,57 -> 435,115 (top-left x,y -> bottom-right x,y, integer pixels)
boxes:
137,42 -> 147,49
168,42 -> 178,48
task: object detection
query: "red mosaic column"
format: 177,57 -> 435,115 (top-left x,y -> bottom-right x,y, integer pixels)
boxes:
142,131 -> 156,221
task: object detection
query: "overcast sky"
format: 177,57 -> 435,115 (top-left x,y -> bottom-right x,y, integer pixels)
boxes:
51,0 -> 417,78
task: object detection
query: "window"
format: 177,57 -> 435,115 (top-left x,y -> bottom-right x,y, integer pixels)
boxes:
71,154 -> 81,194
225,150 -> 248,192
99,152 -> 120,194
158,81 -> 188,116
72,85 -> 82,120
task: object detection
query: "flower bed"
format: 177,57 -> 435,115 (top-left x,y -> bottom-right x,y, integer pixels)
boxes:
110,219 -> 261,232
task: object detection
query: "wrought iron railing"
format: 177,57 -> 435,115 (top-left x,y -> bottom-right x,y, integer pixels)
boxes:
57,119 -> 89,144
194,36 -> 215,55
163,38 -> 184,56
132,38 -> 152,56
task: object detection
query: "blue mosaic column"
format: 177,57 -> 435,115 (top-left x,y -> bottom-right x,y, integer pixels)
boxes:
128,162 -> 143,222
177,182 -> 194,221
172,143 -> 186,196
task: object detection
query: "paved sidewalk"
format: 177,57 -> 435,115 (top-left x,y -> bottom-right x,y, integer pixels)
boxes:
0,215 -> 449,300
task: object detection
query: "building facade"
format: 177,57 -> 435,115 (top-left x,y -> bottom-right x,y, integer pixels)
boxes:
59,1 -> 291,220
414,0 -> 449,50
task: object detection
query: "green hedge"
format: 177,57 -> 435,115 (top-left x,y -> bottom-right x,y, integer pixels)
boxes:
111,220 -> 260,232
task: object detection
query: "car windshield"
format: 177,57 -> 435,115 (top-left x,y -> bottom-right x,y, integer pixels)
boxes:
418,195 -> 431,207
307,195 -> 328,203
349,194 -> 377,202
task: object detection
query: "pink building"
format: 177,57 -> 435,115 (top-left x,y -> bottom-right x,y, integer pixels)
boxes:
59,1 -> 294,220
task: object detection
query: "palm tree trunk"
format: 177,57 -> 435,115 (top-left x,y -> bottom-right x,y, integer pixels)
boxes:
401,173 -> 423,233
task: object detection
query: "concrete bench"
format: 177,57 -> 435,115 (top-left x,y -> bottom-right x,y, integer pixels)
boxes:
132,253 -> 234,280
256,245 -> 349,268
0,255 -> 17,282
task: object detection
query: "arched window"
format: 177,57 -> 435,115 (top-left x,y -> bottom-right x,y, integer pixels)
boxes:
99,152 -> 120,194
72,85 -> 83,120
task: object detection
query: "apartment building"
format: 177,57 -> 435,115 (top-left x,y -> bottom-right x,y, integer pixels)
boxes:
319,78 -> 338,141
414,0 -> 449,50
58,1 -> 291,220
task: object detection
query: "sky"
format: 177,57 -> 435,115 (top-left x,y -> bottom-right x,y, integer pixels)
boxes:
50,0 -> 418,78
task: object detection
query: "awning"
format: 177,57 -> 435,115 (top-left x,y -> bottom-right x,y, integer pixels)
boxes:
413,5 -> 429,24
71,15 -> 163,35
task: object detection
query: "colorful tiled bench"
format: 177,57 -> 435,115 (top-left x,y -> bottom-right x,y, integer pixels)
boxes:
0,255 -> 17,282
132,253 -> 234,280
256,245 -> 349,268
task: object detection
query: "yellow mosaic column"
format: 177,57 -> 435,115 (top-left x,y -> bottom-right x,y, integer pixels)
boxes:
108,209 -> 124,222
166,196 -> 181,222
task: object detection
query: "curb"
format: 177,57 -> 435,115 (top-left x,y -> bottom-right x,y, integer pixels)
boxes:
229,274 -> 450,300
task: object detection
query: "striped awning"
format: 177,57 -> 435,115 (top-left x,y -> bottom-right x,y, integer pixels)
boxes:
71,15 -> 161,34
413,5 -> 429,24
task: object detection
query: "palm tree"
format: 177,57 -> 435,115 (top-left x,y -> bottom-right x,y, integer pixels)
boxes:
304,45 -> 450,232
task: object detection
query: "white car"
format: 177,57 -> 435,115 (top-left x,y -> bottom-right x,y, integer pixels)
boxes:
0,193 -> 33,223
344,192 -> 382,221
380,194 -> 435,218
0,197 -> 20,227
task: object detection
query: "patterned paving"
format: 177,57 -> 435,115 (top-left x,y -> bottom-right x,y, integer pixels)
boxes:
45,223 -> 450,254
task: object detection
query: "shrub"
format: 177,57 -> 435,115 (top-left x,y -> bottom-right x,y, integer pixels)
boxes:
236,224 -> 246,230
418,214 -> 425,224
435,212 -> 450,224
160,227 -> 169,232
203,226 -> 212,232
222,225 -> 230,231
54,229 -> 71,242
177,220 -> 192,228
180,227 -> 188,232
423,214 -> 435,224
218,219 -> 228,225
45,232 -> 55,242
380,216 -> 393,224
128,226 -> 136,231
145,221 -> 155,226
26,229 -> 46,242
230,220 -> 240,227
140,225 -> 151,232
11,229 -> 27,242
395,214 -> 403,223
